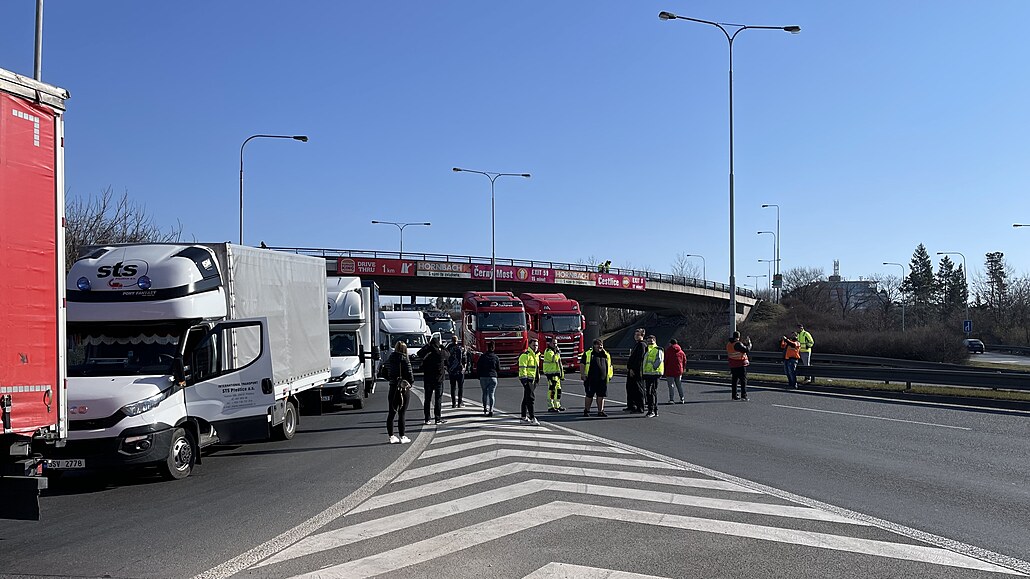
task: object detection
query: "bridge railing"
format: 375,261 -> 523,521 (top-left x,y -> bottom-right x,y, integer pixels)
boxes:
270,246 -> 756,299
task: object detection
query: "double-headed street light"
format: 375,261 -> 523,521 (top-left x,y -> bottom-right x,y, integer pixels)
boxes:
684,253 -> 706,282
240,134 -> 308,245
659,10 -> 800,333
761,203 -> 781,302
758,258 -> 780,293
371,220 -> 431,258
452,167 -> 531,291
746,274 -> 767,296
882,261 -> 907,332
936,251 -> 970,335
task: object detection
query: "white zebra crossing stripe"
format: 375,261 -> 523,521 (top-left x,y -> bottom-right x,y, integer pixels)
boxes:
353,462 -> 761,514
396,449 -> 677,482
256,478 -> 872,567
433,429 -> 583,444
283,501 -> 1019,578
420,438 -> 632,459
523,563 -> 672,579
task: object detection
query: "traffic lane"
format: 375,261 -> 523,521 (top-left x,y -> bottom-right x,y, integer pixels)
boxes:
0,388 -> 425,579
979,352 -> 1030,366
487,376 -> 1030,563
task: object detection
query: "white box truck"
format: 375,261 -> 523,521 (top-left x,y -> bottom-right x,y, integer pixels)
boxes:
321,277 -> 380,409
49,243 -> 330,479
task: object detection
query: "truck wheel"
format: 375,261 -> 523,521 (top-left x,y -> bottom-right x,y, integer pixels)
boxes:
160,428 -> 196,480
350,398 -> 365,410
274,400 -> 298,440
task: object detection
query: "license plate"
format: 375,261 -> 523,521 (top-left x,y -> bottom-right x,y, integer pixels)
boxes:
49,458 -> 86,469
320,396 -> 332,402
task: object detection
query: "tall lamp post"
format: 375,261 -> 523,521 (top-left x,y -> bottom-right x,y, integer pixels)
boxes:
761,203 -> 780,302
452,167 -> 531,291
937,251 -> 969,335
882,261 -> 906,332
684,253 -> 706,282
371,220 -> 431,258
659,11 -> 800,333
746,274 -> 767,296
758,258 -> 779,294
240,134 -> 308,245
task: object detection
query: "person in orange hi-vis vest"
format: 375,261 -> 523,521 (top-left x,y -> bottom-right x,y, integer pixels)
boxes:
726,331 -> 752,401
780,331 -> 802,390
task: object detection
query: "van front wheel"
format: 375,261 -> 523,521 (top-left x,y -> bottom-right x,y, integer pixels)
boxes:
160,428 -> 195,480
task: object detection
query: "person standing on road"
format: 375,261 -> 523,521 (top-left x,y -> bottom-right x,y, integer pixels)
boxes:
581,339 -> 612,417
624,328 -> 647,413
780,331 -> 802,389
518,339 -> 541,424
477,341 -> 501,417
446,336 -> 469,408
663,339 -> 687,404
727,331 -> 752,401
797,323 -> 815,384
417,336 -> 448,425
642,335 -> 665,417
542,338 -> 566,412
385,341 -> 414,444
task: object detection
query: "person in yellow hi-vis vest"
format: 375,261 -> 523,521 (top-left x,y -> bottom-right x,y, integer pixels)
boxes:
518,339 -> 541,425
796,323 -> 815,384
642,335 -> 665,417
542,338 -> 566,412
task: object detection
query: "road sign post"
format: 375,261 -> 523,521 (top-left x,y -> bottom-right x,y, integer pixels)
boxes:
963,320 -> 972,334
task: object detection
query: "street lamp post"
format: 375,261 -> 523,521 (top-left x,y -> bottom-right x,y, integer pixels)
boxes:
371,220 -> 431,258
758,258 -> 779,294
746,274 -> 767,296
684,253 -> 706,282
761,203 -> 780,302
937,251 -> 969,335
882,261 -> 906,332
239,134 -> 308,245
659,11 -> 800,333
452,167 -> 531,291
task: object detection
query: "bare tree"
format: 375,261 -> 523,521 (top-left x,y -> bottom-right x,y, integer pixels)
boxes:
781,266 -> 827,309
65,186 -> 183,270
671,252 -> 702,281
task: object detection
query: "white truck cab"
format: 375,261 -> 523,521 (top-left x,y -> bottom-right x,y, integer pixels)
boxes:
323,277 -> 380,409
379,310 -> 435,372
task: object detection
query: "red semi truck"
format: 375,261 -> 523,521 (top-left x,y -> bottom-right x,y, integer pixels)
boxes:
461,291 -> 528,375
0,67 -> 69,520
519,293 -> 585,372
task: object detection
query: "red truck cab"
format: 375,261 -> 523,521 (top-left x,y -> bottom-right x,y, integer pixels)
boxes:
519,293 -> 585,372
461,291 -> 528,375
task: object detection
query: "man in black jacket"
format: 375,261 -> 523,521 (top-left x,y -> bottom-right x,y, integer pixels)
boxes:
624,328 -> 647,413
418,337 -> 448,425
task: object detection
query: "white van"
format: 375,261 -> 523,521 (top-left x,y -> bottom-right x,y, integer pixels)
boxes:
379,311 -> 434,372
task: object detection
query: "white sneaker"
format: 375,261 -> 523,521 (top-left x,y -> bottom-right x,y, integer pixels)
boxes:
531,418 -> 539,425
400,435 -> 411,444
389,435 -> 400,444
520,416 -> 530,423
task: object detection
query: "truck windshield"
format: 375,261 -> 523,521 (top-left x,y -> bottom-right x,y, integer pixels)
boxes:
541,314 -> 582,334
329,330 -> 358,357
390,333 -> 428,348
428,319 -> 455,334
68,325 -> 182,377
477,311 -> 526,331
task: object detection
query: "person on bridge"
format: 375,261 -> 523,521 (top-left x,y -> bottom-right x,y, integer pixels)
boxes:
597,260 -> 611,273
477,341 -> 501,417
624,328 -> 647,413
780,331 -> 802,389
663,338 -> 687,404
797,323 -> 815,384
446,336 -> 470,408
727,331 -> 752,401
418,336 -> 448,425
385,341 -> 414,444
581,339 -> 612,417
518,339 -> 541,425
542,338 -> 566,412
642,334 -> 665,417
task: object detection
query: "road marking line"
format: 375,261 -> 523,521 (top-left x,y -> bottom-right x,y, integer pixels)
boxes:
433,430 -> 581,444
258,479 -> 868,568
523,562 -> 671,578
284,502 -> 1019,578
396,449 -> 676,482
356,463 -> 762,514
771,404 -> 973,430
420,438 -> 631,459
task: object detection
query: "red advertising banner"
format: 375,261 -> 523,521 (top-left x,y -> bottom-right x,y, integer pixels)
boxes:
596,273 -> 646,291
553,269 -> 596,287
471,264 -> 555,283
417,261 -> 471,278
337,257 -> 415,276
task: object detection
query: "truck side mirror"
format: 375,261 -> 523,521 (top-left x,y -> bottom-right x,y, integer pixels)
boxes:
371,345 -> 381,361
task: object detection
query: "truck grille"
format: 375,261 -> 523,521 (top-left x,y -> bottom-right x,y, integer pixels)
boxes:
496,353 -> 520,371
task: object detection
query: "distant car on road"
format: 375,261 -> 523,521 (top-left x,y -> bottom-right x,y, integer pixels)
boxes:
963,338 -> 985,354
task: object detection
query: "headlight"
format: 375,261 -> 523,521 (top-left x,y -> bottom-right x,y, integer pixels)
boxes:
121,391 -> 168,416
342,363 -> 362,377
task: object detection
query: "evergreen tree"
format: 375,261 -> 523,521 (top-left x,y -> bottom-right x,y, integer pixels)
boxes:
903,244 -> 935,325
984,252 -> 1009,321
935,255 -> 957,319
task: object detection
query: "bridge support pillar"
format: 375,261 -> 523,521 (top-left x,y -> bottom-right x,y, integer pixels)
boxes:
583,304 -> 602,347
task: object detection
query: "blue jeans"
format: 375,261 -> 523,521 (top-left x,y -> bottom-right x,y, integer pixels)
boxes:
480,377 -> 498,411
784,358 -> 799,389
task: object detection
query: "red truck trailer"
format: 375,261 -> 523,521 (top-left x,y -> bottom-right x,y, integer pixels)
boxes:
0,67 -> 69,520
519,293 -> 584,372
461,291 -> 528,375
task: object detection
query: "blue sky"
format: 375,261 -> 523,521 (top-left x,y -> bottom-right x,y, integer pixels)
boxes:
3,1 -> 1028,288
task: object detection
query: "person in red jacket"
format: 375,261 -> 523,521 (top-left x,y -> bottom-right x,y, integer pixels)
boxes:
663,339 -> 687,404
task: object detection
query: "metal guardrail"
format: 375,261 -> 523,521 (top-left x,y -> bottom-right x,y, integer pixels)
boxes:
986,344 -> 1030,356
270,246 -> 757,299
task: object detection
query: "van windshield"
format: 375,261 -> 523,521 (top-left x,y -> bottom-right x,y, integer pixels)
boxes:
541,314 -> 582,333
477,311 -> 526,331
68,324 -> 183,377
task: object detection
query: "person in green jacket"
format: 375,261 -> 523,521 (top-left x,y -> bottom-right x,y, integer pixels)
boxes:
642,335 -> 665,417
541,338 -> 566,412
518,339 -> 541,424
796,323 -> 815,384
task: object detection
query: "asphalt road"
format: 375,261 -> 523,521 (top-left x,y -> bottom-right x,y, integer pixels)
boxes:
979,351 -> 1030,366
2,376 -> 1027,578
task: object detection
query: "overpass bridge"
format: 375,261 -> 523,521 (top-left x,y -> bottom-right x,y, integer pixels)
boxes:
272,247 -> 758,344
